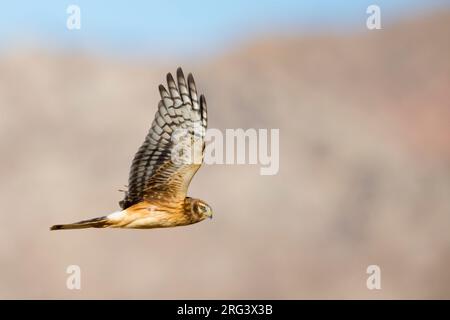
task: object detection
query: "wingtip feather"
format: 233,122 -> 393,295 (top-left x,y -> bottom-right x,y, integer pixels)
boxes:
176,67 -> 184,78
166,73 -> 176,87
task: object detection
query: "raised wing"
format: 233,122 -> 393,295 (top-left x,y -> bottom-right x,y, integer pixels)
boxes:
119,68 -> 207,210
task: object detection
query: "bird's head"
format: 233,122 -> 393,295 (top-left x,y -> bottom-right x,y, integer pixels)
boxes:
190,198 -> 213,221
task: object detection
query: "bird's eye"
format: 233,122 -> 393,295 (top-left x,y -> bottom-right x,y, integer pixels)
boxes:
193,202 -> 204,214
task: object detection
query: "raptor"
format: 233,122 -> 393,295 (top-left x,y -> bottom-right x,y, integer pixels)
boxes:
50,68 -> 212,230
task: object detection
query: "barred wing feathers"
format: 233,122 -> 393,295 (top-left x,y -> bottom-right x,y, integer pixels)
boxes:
119,68 -> 207,210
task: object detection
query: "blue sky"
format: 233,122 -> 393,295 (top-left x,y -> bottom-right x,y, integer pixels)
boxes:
0,0 -> 449,57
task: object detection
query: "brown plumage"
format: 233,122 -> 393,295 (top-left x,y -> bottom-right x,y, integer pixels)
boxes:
50,68 -> 212,231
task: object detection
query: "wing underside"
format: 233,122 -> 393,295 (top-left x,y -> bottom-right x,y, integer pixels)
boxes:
119,68 -> 207,210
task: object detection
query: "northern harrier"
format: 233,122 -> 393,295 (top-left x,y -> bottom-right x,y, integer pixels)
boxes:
50,68 -> 212,230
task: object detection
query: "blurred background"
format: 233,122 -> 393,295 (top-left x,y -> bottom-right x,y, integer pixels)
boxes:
0,0 -> 449,299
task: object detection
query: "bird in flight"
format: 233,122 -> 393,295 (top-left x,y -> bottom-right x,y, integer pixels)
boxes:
50,68 -> 212,230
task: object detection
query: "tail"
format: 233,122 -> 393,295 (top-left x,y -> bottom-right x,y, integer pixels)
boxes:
50,216 -> 110,231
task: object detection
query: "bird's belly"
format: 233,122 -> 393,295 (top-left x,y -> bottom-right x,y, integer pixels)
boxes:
123,211 -> 190,229
125,216 -> 167,229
